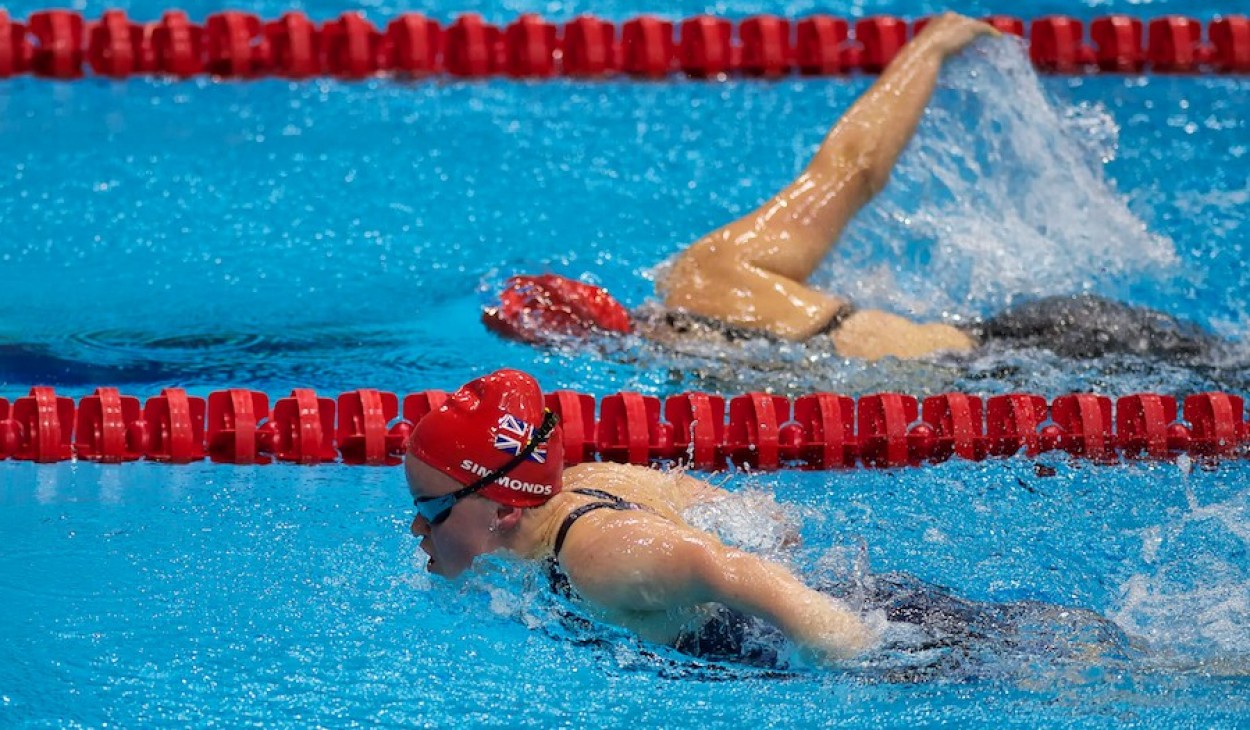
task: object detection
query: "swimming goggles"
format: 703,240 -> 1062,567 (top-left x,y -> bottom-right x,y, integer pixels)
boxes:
413,409 -> 560,526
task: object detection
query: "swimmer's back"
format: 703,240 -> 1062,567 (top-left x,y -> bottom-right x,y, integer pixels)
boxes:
561,462 -> 721,525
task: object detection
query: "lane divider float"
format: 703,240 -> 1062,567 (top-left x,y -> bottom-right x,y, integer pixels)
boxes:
0,10 -> 1247,80
0,385 -> 1245,468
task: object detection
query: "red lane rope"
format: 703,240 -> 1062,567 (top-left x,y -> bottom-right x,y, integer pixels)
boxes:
1,385 -> 1245,467
0,10 -> 1247,80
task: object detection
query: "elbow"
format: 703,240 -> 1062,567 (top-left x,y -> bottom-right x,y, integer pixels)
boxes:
853,147 -> 891,197
864,162 -> 892,198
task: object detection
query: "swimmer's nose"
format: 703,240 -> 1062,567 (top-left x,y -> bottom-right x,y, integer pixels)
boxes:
411,514 -> 431,538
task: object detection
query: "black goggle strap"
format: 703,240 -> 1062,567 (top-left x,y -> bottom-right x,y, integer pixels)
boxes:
414,409 -> 560,507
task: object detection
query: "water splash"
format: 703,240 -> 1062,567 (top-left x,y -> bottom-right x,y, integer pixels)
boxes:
1108,482 -> 1250,671
816,37 -> 1180,319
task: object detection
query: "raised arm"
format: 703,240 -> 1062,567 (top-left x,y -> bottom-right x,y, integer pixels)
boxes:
814,13 -> 999,207
562,513 -> 874,664
659,14 -> 998,339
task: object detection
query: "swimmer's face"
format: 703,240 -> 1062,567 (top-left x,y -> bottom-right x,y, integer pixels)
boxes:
405,455 -> 497,578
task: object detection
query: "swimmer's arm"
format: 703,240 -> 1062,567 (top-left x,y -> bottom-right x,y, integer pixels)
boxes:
812,13 -> 998,199
660,14 -> 997,328
564,519 -> 872,663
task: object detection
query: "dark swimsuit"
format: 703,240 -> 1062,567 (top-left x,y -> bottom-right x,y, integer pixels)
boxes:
659,294 -> 1229,362
657,302 -> 856,345
545,488 -> 1135,673
967,294 -> 1228,361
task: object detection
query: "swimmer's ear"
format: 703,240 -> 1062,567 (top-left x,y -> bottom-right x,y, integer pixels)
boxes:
495,505 -> 524,533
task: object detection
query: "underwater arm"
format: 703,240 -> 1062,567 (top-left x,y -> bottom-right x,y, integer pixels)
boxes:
681,539 -> 875,663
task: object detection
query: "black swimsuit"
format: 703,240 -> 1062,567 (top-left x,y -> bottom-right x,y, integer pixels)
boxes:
656,302 -> 856,345
967,294 -> 1228,361
545,489 -> 1136,673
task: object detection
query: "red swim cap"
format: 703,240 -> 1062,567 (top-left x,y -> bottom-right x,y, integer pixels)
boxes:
483,274 -> 633,344
408,369 -> 564,508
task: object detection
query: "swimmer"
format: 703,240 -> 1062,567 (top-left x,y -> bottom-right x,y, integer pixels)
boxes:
406,368 -> 1134,670
483,13 -> 1228,364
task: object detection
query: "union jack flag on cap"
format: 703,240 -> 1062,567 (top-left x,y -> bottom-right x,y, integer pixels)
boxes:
494,414 -> 548,463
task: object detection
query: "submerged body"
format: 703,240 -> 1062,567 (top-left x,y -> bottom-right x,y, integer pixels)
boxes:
487,14 -> 994,360
484,15 -> 1236,365
404,369 -> 1132,670
410,456 -> 873,661
634,293 -> 1232,365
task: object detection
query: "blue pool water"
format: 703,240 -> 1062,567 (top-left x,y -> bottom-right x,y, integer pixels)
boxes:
3,0 -> 1250,726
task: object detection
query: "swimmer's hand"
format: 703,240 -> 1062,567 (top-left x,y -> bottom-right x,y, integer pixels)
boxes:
917,12 -> 1001,58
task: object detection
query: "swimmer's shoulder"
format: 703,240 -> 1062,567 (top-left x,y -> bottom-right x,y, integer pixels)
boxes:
563,462 -> 670,493
563,462 -> 709,514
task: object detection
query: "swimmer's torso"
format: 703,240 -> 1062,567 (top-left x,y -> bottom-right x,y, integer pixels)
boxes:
528,463 -> 729,645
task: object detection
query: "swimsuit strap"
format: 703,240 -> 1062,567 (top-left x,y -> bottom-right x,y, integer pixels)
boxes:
551,489 -> 646,559
661,301 -> 856,343
815,301 -> 856,337
568,487 -> 633,503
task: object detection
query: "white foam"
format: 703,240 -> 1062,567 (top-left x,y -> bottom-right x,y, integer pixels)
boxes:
682,486 -> 805,557
1109,486 -> 1250,664
815,37 -> 1180,319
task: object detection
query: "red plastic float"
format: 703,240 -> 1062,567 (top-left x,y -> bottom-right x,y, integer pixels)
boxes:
206,389 -> 269,464
986,394 -> 1048,457
678,15 -> 733,78
322,13 -> 383,78
204,11 -> 268,77
1030,16 -> 1094,72
144,387 -> 207,462
621,16 -> 673,78
87,10 -> 153,77
739,15 -> 791,77
152,10 -> 203,76
0,398 -> 15,459
1210,16 -> 1250,73
1050,394 -> 1115,460
75,387 -> 143,462
562,15 -> 616,76
664,392 -> 726,469
444,14 -> 500,76
1148,16 -> 1207,73
857,393 -> 919,467
545,391 -> 598,465
1091,15 -> 1145,72
1184,392 -> 1246,457
0,11 -> 33,77
10,387 -> 75,463
922,394 -> 985,462
29,10 -> 84,78
504,13 -> 557,77
787,393 -> 856,468
337,389 -> 399,465
263,12 -> 319,78
725,393 -> 789,469
1116,394 -> 1177,459
855,16 -> 908,73
597,392 -> 664,465
268,389 -> 336,464
795,16 -> 849,75
984,15 -> 1026,37
402,391 -> 447,430
385,14 -> 441,74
